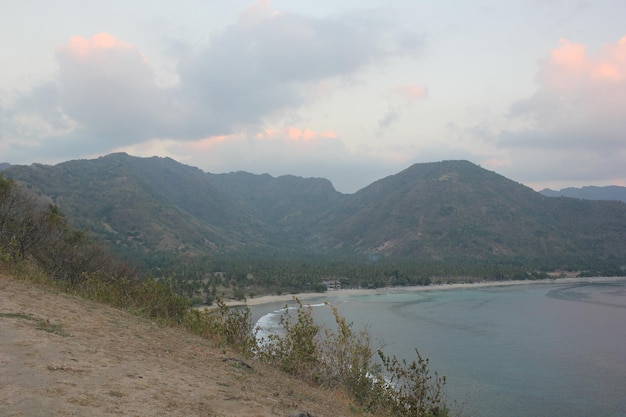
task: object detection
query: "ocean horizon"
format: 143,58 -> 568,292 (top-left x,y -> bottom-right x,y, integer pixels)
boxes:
251,277 -> 626,417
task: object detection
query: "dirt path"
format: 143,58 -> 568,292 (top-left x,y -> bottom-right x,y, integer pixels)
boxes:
0,275 -> 359,417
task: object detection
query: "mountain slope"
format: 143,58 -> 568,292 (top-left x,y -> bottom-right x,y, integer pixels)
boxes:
208,171 -> 345,225
310,161 -> 626,261
0,274 -> 357,417
6,153 -> 274,255
5,155 -> 626,265
540,185 -> 626,203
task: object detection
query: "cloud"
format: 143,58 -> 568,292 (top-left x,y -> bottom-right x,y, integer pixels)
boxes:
118,126 -> 401,193
498,36 -> 626,186
1,5 -> 422,165
376,83 -> 427,132
54,33 -> 171,140
377,108 -> 400,131
506,37 -> 626,148
395,84 -> 428,101
177,6 -> 420,131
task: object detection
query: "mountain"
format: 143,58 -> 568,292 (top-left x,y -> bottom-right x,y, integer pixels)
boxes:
4,154 -> 626,266
310,161 -> 626,260
0,162 -> 10,170
208,171 -> 345,225
540,186 -> 626,203
5,153 -> 276,255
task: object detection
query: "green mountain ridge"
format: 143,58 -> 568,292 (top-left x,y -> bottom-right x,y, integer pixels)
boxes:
6,153 -> 275,255
5,153 -> 626,269
540,185 -> 626,203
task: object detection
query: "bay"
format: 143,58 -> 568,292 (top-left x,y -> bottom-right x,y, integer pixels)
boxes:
251,278 -> 626,417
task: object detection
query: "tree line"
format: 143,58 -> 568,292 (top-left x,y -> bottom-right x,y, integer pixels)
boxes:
3,172 -> 621,306
0,174 -> 120,281
0,174 -> 190,319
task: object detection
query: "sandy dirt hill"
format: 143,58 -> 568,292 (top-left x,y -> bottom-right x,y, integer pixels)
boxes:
0,274 -> 360,417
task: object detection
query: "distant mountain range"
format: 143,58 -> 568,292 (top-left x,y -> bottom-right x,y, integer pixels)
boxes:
0,162 -> 11,170
540,186 -> 626,203
4,153 -> 626,268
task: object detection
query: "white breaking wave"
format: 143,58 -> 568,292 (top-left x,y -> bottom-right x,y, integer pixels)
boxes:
254,302 -> 330,341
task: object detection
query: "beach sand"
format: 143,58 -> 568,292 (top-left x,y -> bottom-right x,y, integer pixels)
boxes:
223,276 -> 621,307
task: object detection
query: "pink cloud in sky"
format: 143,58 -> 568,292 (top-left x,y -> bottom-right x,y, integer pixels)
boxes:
61,33 -> 136,60
57,32 -> 150,77
394,84 -> 428,101
187,127 -> 339,153
20,4 -> 418,155
285,127 -> 337,141
539,37 -> 626,91
171,126 -> 365,188
254,127 -> 337,142
510,36 -> 626,131
480,158 -> 509,170
53,32 -> 167,140
187,134 -> 240,152
241,0 -> 275,23
501,36 -> 626,187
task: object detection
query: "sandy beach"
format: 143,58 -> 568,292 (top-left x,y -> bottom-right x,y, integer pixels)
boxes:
223,276 -> 626,307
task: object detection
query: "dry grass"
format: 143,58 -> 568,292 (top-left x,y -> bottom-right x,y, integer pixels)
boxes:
0,273 -> 364,417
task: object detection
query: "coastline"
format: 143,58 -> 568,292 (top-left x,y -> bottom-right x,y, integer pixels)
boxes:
221,276 -> 626,307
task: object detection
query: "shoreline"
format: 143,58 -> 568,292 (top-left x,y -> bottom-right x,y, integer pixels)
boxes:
220,276 -> 626,308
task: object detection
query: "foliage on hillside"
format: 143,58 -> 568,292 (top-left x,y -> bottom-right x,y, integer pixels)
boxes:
310,161 -> 626,262
5,155 -> 626,278
5,153 -> 275,255
1,173 -> 456,417
0,173 -> 190,320
540,185 -> 626,203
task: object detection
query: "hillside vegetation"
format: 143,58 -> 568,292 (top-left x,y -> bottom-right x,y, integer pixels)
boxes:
1,174 -> 455,416
540,185 -> 626,203
5,154 -> 625,272
0,274 -> 361,417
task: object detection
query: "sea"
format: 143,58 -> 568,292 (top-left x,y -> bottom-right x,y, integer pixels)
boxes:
251,278 -> 626,417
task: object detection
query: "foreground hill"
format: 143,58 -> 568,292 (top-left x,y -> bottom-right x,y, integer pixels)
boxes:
0,274 -> 356,417
5,154 -> 626,267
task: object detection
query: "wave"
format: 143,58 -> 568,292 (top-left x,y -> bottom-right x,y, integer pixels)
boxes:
546,282 -> 626,309
254,302 -> 331,341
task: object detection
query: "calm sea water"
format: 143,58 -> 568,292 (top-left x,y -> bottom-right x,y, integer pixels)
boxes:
252,278 -> 626,417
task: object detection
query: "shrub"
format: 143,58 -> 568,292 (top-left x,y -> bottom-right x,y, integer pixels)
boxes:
182,300 -> 256,354
53,270 -> 189,322
375,349 -> 448,417
317,304 -> 377,401
256,299 -> 320,376
255,299 -> 451,417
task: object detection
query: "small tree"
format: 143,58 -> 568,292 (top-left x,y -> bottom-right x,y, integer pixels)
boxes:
256,299 -> 320,376
376,349 -> 448,417
0,175 -> 41,259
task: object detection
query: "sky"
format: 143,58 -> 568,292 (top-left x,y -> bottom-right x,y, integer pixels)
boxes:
1,0 -> 625,193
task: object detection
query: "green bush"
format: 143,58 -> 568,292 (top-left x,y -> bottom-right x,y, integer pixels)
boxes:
255,299 -> 451,417
182,300 -> 256,353
375,349 -> 448,417
317,304 -> 376,400
62,272 -> 190,322
256,299 -> 320,376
